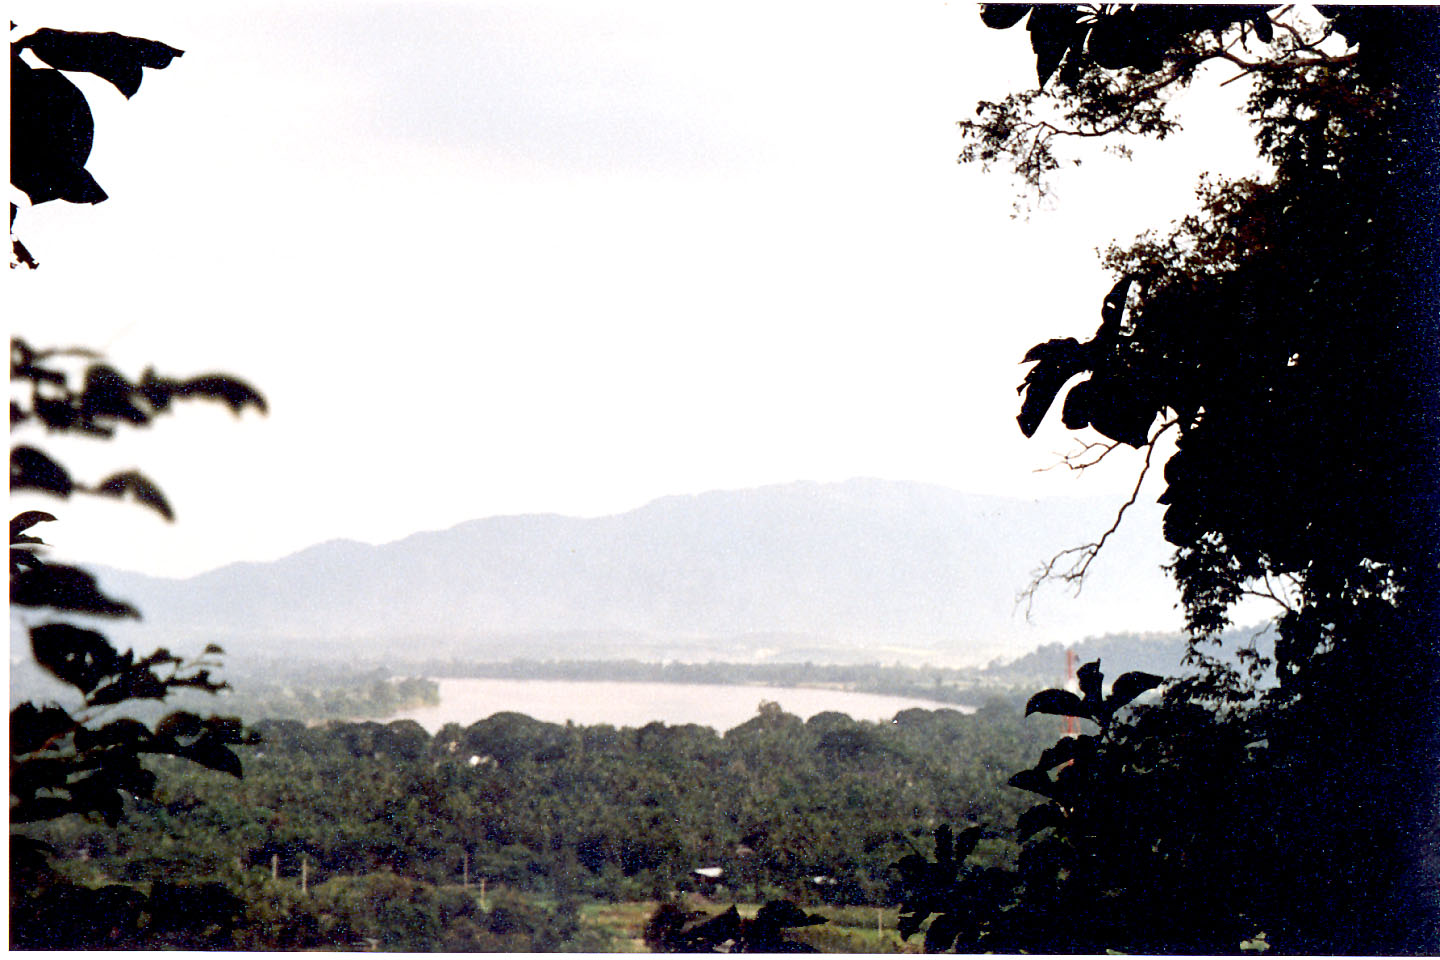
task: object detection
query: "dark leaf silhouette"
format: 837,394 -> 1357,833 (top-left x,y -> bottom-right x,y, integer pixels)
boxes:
1109,671 -> 1166,711
155,711 -> 205,741
1017,337 -> 1091,436
180,375 -> 268,415
1100,276 -> 1133,331
753,899 -> 827,928
87,670 -> 169,707
1026,4 -> 1083,87
952,824 -> 985,863
74,718 -> 152,753
30,623 -> 120,693
12,565 -> 138,617
924,911 -> 964,952
10,703 -> 76,755
18,28 -> 184,99
1007,767 -> 1059,799
1016,801 -> 1066,838
1035,734 -> 1089,771
11,795 -> 75,825
11,445 -> 73,495
934,821 -> 955,869
10,20 -> 257,949
1077,658 -> 1103,702
980,4 -> 1032,31
11,510 -> 57,541
93,470 -> 174,520
81,365 -> 148,425
1024,687 -> 1088,719
175,739 -> 243,778
9,64 -> 105,205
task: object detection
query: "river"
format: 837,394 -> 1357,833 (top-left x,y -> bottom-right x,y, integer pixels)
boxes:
392,677 -> 973,733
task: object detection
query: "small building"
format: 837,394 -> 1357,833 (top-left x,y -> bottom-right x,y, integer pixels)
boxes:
691,866 -> 724,893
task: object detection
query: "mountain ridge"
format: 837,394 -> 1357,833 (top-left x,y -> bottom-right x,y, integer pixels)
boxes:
86,478 -> 1184,667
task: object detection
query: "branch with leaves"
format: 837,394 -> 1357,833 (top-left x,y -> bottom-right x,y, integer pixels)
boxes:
11,25 -> 184,266
10,339 -> 265,867
963,5 -> 1360,204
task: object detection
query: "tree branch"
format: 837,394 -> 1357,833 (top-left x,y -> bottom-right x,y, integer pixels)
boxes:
1017,420 -> 1177,619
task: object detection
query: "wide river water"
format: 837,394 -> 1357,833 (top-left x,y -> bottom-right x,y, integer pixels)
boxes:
392,678 -> 973,733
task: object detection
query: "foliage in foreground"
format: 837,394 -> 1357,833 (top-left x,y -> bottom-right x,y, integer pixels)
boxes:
892,5 -> 1440,953
10,22 -> 268,950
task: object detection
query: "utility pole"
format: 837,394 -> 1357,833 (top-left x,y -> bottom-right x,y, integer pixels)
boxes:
271,853 -> 279,882
301,855 -> 309,896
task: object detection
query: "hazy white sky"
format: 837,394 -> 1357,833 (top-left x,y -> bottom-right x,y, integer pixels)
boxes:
10,2 -> 1266,580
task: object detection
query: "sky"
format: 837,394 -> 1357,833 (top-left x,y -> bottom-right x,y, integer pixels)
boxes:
9,2 -> 1269,586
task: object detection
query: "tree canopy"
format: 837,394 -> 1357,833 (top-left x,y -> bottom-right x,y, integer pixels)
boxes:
894,6 -> 1440,953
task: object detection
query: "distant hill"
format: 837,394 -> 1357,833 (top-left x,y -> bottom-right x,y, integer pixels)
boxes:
82,478 -> 1186,667
977,623 -> 1278,690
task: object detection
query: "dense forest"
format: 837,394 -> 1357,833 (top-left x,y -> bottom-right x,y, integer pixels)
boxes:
13,700 -> 1054,950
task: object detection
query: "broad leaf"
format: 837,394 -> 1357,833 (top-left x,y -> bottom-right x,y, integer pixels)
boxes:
924,912 -> 964,952
1083,376 -> 1158,447
1017,338 -> 1091,437
19,29 -> 184,99
176,739 -> 243,778
1026,4 -> 1083,87
1024,687 -> 1088,719
1100,276 -> 1133,331
11,702 -> 76,755
155,711 -> 205,741
9,64 -> 105,205
12,565 -> 138,616
1035,735 -> 1085,771
753,900 -> 826,929
93,470 -> 174,520
11,510 -> 57,542
897,910 -> 927,940
1016,801 -> 1066,838
80,365 -> 147,425
935,822 -> 954,869
87,671 -> 168,707
181,375 -> 268,414
1007,767 -> 1059,799
893,852 -> 932,885
10,756 -> 71,801
952,825 -> 985,863
74,718 -> 153,753
1108,670 -> 1167,711
1061,376 -> 1097,430
11,796 -> 75,824
980,4 -> 1032,30
31,623 -> 121,693
11,446 -> 73,495
1077,659 -> 1104,703
1251,13 -> 1275,44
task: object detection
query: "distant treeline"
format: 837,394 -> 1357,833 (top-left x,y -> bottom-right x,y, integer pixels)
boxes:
978,624 -> 1276,687
406,623 -> 1240,707
222,670 -> 439,723
418,658 -> 992,707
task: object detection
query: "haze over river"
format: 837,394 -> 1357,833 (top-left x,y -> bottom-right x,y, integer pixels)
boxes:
393,678 -> 974,733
